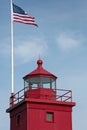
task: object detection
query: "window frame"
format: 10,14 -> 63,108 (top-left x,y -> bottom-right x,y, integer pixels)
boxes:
46,112 -> 54,123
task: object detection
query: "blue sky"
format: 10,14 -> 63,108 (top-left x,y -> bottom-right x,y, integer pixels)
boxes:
0,0 -> 87,129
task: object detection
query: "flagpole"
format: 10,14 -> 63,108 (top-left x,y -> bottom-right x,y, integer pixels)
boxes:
10,0 -> 14,94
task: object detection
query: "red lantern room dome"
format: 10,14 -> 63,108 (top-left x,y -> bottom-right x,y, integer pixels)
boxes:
23,59 -> 57,79
23,59 -> 57,90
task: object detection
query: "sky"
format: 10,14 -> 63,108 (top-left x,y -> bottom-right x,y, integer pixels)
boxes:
0,0 -> 87,129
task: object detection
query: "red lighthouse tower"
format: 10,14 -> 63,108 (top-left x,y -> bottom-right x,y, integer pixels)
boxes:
6,59 -> 76,130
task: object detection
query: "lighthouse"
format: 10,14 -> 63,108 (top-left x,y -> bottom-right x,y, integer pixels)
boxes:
6,59 -> 76,130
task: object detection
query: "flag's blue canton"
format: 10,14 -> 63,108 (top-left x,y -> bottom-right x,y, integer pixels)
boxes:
13,4 -> 25,15
13,3 -> 38,26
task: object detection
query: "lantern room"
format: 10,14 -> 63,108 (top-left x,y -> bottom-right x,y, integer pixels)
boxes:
23,59 -> 57,90
23,59 -> 57,100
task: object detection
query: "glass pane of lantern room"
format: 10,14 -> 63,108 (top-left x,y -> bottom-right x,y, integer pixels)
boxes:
42,77 -> 56,90
52,80 -> 56,90
42,77 -> 50,88
29,77 -> 40,88
24,80 -> 29,87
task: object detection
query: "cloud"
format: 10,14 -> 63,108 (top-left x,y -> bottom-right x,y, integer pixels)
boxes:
15,38 -> 48,64
0,37 -> 48,64
56,32 -> 82,51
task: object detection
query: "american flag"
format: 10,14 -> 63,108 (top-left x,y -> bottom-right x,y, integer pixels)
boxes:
13,3 -> 38,26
